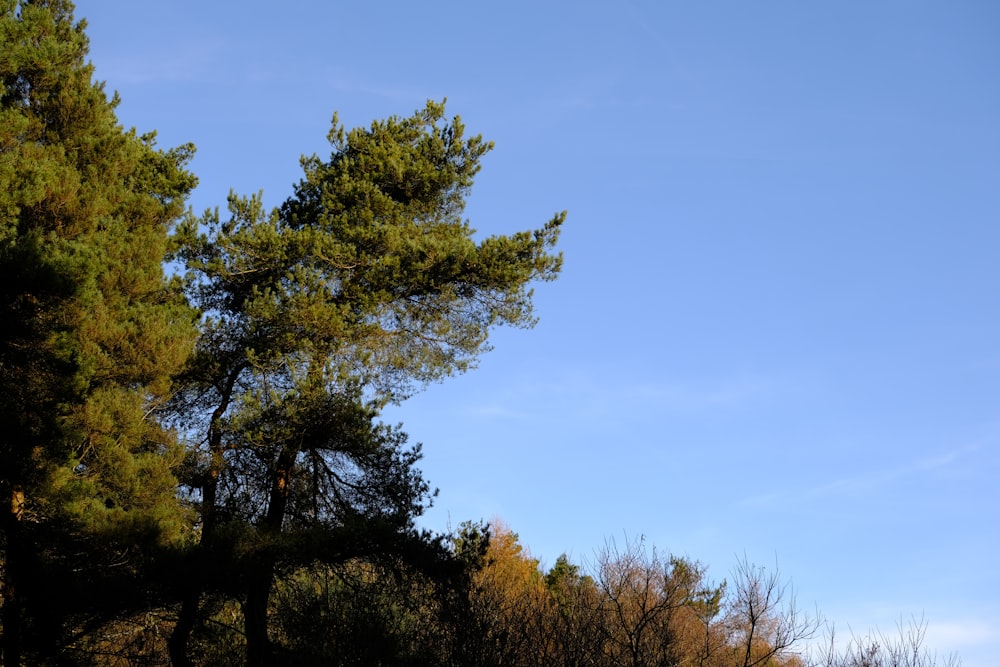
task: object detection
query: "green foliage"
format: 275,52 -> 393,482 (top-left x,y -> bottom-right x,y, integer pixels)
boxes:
545,553 -> 584,590
0,0 -> 197,660
175,101 -> 563,407
452,519 -> 491,570
0,0 -> 196,519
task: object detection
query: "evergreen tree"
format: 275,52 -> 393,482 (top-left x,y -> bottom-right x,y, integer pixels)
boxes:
168,102 -> 564,665
0,1 -> 197,662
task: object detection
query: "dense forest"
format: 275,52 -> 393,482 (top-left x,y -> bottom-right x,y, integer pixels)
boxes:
0,2 -> 960,665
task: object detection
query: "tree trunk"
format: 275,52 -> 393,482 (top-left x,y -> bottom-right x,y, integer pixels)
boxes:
166,457 -> 218,666
244,444 -> 296,667
167,588 -> 198,667
168,369 -> 240,665
244,561 -> 274,667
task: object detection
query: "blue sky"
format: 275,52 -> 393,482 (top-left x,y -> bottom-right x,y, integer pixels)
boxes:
79,1 -> 998,663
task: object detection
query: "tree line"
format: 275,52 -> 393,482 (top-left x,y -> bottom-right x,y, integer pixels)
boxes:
0,2 -> 959,665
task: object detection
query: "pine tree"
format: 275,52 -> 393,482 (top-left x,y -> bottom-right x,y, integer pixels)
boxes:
168,102 -> 564,665
0,1 -> 197,662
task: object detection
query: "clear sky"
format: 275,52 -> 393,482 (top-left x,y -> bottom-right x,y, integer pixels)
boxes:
79,1 -> 998,664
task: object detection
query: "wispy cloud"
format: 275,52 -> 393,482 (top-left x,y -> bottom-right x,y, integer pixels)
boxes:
455,368 -> 781,423
93,42 -> 224,85
804,442 -> 982,500
324,72 -> 439,105
738,442 -> 984,509
927,617 -> 1000,648
629,375 -> 779,412
462,403 -> 533,420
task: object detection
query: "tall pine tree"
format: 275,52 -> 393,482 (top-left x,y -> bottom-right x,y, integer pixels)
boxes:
0,1 -> 197,662
168,103 -> 564,665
